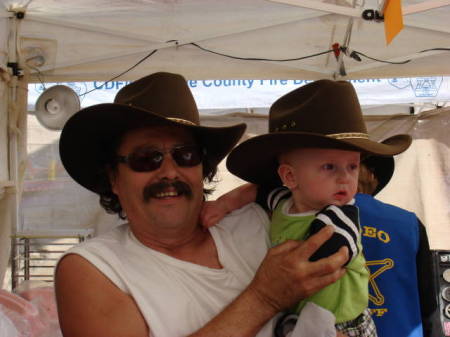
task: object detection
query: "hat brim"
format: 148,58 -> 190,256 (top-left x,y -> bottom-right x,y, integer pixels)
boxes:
226,132 -> 411,186
60,103 -> 246,193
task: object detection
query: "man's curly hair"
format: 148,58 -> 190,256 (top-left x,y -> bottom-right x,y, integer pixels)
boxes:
96,131 -> 219,220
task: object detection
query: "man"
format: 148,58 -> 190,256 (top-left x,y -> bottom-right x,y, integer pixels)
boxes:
356,153 -> 437,337
55,72 -> 348,337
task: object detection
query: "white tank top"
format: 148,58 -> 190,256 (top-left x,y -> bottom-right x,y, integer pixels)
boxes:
63,204 -> 275,337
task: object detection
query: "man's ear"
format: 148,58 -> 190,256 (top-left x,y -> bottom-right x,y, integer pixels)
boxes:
278,164 -> 297,189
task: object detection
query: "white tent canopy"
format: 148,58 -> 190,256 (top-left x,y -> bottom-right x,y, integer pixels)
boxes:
1,0 -> 450,286
1,0 -> 450,82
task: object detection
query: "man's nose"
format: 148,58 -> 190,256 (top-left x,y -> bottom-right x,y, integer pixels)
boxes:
155,154 -> 179,180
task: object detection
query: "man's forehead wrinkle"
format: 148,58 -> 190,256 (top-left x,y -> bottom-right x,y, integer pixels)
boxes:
129,142 -> 195,154
120,127 -> 196,151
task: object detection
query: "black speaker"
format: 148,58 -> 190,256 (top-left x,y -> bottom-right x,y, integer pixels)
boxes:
432,250 -> 450,336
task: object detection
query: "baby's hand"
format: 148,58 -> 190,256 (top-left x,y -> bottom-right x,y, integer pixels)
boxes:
201,200 -> 229,228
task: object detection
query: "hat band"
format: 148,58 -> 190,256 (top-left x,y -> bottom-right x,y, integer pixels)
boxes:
327,132 -> 369,140
167,117 -> 196,126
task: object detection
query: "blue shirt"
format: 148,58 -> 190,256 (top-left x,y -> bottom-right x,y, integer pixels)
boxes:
356,193 -> 423,337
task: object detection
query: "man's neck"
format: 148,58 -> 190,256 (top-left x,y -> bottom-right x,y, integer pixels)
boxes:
130,223 -> 222,269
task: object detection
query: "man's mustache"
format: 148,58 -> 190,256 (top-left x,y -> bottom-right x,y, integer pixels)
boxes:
143,180 -> 192,202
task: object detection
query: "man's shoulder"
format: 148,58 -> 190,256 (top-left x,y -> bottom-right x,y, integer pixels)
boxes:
220,203 -> 270,232
71,223 -> 129,251
59,223 -> 130,294
61,223 -> 132,270
227,202 -> 268,219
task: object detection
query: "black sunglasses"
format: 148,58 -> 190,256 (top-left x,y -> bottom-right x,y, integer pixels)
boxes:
116,144 -> 204,172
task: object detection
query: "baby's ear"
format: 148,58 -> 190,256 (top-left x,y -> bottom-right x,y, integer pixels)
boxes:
278,164 -> 297,189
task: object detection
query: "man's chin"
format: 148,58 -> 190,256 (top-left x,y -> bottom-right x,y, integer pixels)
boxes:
150,211 -> 195,230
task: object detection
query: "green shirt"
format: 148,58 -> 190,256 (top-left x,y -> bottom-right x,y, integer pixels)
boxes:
270,198 -> 369,323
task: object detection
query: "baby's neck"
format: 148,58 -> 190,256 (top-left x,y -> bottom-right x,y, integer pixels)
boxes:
289,196 -> 355,214
288,202 -> 319,215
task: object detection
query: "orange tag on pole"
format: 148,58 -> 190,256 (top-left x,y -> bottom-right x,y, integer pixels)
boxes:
384,0 -> 404,45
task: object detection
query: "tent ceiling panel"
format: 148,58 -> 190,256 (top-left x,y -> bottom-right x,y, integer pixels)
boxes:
31,46 -> 327,82
1,0 -> 449,81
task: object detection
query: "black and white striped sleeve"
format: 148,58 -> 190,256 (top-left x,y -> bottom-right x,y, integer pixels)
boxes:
266,187 -> 291,211
255,185 -> 291,212
308,204 -> 361,265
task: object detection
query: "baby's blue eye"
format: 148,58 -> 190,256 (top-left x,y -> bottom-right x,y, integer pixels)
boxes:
350,164 -> 359,170
323,164 -> 335,170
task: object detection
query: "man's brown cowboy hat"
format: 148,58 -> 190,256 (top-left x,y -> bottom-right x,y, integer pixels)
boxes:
227,79 -> 411,186
59,72 -> 246,193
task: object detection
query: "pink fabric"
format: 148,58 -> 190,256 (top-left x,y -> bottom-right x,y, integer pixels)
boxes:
18,287 -> 59,326
0,286 -> 61,337
0,289 -> 44,337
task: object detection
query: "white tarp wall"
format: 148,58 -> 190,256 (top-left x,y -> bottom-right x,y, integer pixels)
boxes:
21,108 -> 450,250
361,109 -> 450,250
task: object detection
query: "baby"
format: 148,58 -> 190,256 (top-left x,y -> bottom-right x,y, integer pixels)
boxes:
202,79 -> 411,337
203,147 -> 371,337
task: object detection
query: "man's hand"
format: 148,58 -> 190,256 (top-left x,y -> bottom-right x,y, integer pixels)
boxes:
200,200 -> 229,228
248,225 -> 348,314
336,331 -> 349,337
201,184 -> 258,229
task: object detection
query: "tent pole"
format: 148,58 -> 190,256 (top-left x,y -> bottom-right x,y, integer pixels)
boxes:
7,10 -> 22,236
